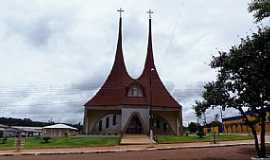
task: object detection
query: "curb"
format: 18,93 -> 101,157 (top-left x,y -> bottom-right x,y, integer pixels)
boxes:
1,142 -> 268,157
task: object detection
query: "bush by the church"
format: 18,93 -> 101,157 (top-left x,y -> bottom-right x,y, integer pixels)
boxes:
197,127 -> 204,138
42,137 -> 51,143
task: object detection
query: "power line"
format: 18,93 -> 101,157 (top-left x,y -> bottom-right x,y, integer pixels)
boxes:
0,101 -> 84,107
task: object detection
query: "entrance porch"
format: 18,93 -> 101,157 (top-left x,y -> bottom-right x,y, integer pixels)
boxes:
120,134 -> 153,145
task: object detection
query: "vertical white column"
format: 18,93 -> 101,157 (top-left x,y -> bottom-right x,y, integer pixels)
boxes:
84,109 -> 89,134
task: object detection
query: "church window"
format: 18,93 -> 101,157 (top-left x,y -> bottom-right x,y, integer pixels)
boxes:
98,120 -> 102,131
113,114 -> 116,125
156,119 -> 160,129
163,123 -> 168,132
128,85 -> 143,97
106,117 -> 109,128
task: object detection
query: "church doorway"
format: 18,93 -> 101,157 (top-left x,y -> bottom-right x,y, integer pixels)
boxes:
126,114 -> 143,134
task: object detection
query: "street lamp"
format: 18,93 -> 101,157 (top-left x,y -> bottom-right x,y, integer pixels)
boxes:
149,67 -> 155,142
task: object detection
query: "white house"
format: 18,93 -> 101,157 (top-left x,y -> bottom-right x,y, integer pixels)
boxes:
42,124 -> 78,137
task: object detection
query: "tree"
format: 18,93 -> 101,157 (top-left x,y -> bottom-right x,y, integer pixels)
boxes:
248,0 -> 270,22
188,122 -> 199,133
197,125 -> 204,138
194,27 -> 270,158
193,100 -> 208,125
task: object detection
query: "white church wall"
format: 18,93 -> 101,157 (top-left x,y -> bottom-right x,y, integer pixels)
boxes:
92,113 -> 121,135
84,109 -> 121,135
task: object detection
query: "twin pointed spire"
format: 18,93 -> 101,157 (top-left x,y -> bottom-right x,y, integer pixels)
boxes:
85,9 -> 182,109
114,8 -> 156,76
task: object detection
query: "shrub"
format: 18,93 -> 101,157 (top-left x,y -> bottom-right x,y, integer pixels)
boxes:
0,137 -> 7,144
197,127 -> 204,138
64,132 -> 68,138
42,137 -> 51,143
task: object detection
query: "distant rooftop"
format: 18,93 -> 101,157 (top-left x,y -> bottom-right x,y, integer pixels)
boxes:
12,126 -> 43,132
222,107 -> 270,121
43,124 -> 78,130
0,124 -> 9,128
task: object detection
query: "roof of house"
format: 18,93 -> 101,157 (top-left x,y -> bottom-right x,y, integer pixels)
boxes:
43,124 -> 78,130
222,115 -> 243,121
222,107 -> 270,121
12,126 -> 43,132
84,17 -> 182,111
0,124 -> 9,128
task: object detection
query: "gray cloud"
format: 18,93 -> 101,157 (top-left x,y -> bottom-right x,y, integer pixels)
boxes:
5,17 -> 52,47
70,74 -> 104,91
174,82 -> 203,103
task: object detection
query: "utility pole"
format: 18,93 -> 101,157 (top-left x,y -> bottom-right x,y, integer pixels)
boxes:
15,131 -> 22,152
147,8 -> 155,143
219,107 -> 224,133
149,67 -> 154,142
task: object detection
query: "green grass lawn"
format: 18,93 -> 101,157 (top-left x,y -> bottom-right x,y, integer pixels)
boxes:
0,136 -> 120,150
0,138 -> 16,150
157,134 -> 253,144
0,134 -> 253,150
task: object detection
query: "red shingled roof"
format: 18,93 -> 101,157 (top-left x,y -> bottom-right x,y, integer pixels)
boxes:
84,18 -> 181,110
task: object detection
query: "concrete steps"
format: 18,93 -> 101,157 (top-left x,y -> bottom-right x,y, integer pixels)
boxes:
120,134 -> 153,145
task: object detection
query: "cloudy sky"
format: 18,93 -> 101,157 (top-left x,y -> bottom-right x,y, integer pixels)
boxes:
0,0 -> 264,125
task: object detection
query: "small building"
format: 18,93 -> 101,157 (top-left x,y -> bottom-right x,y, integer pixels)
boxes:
3,128 -> 18,137
12,126 -> 42,137
223,108 -> 270,135
42,124 -> 78,137
0,124 -> 18,137
0,124 -> 9,138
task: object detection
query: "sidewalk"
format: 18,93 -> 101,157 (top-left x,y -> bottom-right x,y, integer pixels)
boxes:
0,139 -> 269,156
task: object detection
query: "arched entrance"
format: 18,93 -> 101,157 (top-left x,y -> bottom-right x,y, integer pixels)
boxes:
126,114 -> 143,134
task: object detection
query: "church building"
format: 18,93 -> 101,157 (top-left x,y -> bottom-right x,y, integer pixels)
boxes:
83,12 -> 183,136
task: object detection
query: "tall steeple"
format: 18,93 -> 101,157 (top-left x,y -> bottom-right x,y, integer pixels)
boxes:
110,8 -> 128,77
136,10 -> 181,110
84,9 -> 133,107
144,10 -> 156,73
139,9 -> 156,78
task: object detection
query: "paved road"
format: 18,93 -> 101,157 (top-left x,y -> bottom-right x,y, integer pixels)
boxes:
0,145 -> 268,160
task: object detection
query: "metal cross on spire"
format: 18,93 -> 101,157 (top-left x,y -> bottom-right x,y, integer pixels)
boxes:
117,8 -> 124,18
147,9 -> 154,19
